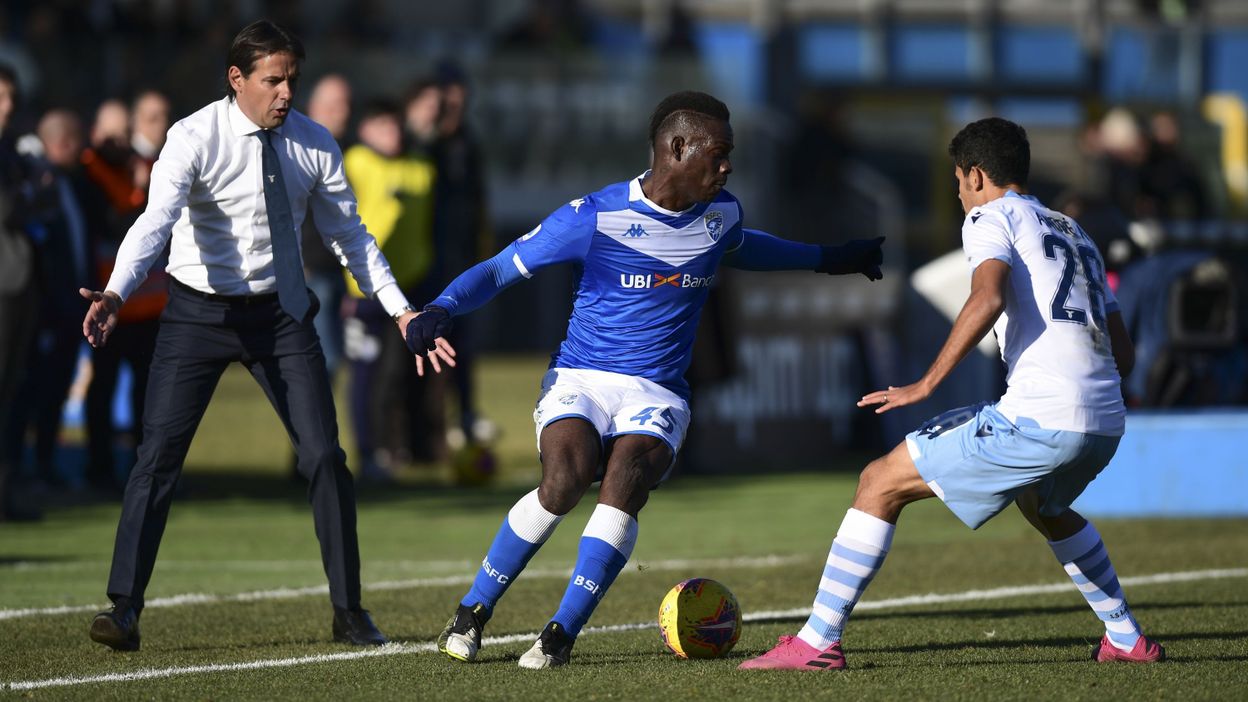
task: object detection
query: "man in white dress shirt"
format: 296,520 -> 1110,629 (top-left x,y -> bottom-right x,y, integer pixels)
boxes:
79,20 -> 454,651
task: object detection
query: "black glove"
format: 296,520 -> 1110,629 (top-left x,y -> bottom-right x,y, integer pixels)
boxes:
404,305 -> 453,354
816,236 -> 885,281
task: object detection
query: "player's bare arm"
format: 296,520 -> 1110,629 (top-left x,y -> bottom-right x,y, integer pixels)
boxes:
858,258 -> 1009,413
78,288 -> 123,348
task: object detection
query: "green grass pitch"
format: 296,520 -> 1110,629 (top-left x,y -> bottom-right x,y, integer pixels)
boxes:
1,356 -> 1245,700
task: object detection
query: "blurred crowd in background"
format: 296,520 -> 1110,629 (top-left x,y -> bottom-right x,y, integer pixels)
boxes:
0,53 -> 493,521
2,0 -> 1247,520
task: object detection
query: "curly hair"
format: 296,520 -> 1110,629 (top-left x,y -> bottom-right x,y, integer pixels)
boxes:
948,117 -> 1030,187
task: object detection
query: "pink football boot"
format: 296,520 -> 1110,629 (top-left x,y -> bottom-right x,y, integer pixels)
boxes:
738,635 -> 846,671
1092,635 -> 1166,663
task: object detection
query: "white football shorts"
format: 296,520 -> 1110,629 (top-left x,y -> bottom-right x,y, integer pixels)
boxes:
533,367 -> 692,482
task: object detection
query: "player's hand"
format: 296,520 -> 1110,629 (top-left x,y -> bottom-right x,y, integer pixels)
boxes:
857,380 -> 930,414
817,237 -> 885,281
80,288 -> 121,348
404,305 -> 457,376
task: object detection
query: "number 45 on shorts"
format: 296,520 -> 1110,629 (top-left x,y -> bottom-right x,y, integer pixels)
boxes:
629,406 -> 677,433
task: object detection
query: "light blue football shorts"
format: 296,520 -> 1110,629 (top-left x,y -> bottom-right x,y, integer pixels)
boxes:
904,402 -> 1121,530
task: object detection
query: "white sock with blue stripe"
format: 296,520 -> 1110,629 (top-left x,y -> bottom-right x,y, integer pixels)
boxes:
798,508 -> 895,650
1048,520 -> 1142,651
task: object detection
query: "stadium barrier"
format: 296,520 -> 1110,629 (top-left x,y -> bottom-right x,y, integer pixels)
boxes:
1074,409 -> 1248,516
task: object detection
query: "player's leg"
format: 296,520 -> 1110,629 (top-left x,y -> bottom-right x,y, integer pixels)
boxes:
518,434 -> 670,669
464,417 -> 599,609
439,417 -> 601,661
1017,479 -> 1165,662
740,440 -> 935,670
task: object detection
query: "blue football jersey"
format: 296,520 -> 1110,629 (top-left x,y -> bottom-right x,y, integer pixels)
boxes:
511,174 -> 744,398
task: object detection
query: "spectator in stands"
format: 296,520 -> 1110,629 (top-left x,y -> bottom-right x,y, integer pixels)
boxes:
302,74 -> 354,378
1139,110 -> 1209,221
1097,108 -> 1150,225
343,99 -> 438,479
0,64 -> 40,521
404,78 -> 440,153
429,65 -> 492,446
130,90 -> 172,193
80,100 -> 142,214
3,109 -> 106,491
83,93 -> 170,494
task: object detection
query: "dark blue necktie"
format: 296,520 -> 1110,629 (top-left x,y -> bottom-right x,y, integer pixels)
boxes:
259,129 -> 309,321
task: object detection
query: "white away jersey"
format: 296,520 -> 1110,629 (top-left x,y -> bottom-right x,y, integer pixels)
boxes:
963,191 -> 1125,435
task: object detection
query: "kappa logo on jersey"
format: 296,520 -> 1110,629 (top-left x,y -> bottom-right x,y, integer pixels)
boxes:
703,210 -> 724,242
619,272 -> 715,289
624,224 -> 649,238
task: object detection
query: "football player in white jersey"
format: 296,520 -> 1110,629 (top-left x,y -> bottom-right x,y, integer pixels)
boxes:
741,117 -> 1165,671
404,91 -> 884,668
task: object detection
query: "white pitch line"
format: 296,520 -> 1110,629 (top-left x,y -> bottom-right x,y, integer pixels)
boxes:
4,565 -> 1244,692
744,567 -> 1248,620
0,554 -> 807,621
0,559 -> 480,573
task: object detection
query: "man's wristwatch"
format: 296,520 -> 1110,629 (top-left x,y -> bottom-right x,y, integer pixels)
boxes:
391,305 -> 416,322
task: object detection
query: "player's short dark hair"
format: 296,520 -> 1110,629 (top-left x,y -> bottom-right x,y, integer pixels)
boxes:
948,117 -> 1030,187
226,20 -> 305,99
648,91 -> 730,145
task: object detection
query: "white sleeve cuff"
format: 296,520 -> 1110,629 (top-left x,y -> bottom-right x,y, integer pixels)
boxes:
374,283 -> 412,317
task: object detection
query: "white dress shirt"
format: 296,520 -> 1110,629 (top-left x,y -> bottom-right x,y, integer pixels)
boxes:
107,97 -> 409,315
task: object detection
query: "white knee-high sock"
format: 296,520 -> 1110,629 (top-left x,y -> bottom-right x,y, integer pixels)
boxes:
1049,520 -> 1142,650
798,508 -> 895,649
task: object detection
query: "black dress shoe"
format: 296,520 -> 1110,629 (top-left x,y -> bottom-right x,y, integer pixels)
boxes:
333,607 -> 387,646
89,602 -> 141,651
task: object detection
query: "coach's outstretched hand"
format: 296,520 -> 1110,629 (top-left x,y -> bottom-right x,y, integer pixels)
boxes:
404,305 -> 457,376
817,237 -> 885,281
80,288 -> 122,348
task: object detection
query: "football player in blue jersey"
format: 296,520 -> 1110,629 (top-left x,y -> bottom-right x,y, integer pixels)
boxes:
405,91 -> 884,668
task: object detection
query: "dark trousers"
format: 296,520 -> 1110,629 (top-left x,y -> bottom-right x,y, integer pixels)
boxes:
106,281 -> 361,610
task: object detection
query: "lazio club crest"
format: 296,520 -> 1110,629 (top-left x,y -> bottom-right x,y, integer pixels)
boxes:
703,210 -> 724,242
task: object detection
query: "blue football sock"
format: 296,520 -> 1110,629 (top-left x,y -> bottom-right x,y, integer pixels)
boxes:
551,504 -> 638,638
461,489 -> 563,611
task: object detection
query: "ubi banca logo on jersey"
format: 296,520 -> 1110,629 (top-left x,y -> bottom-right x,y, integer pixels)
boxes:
619,272 -> 715,289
